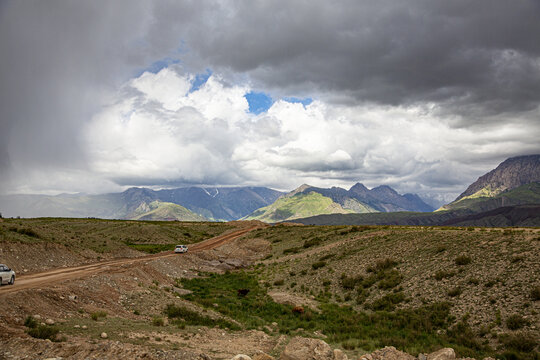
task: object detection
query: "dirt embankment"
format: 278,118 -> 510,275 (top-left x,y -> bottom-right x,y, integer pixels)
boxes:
0,222 -> 274,359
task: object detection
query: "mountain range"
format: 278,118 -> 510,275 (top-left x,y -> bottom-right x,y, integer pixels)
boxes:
1,154 -> 538,226
292,155 -> 540,227
244,183 -> 433,222
0,182 -> 433,222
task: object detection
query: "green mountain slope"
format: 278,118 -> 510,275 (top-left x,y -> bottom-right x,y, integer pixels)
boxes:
244,191 -> 354,222
127,201 -> 207,221
438,182 -> 540,212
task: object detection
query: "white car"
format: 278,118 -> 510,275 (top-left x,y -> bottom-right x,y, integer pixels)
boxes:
0,264 -> 15,285
174,245 -> 188,253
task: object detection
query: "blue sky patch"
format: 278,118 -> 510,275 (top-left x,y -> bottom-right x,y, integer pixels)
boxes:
189,69 -> 213,93
135,57 -> 181,77
245,91 -> 274,114
283,97 -> 313,107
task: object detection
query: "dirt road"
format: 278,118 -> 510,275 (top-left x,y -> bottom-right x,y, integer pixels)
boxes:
0,225 -> 260,295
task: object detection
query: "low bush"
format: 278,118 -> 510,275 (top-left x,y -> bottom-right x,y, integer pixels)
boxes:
455,255 -> 472,266
369,292 -> 406,311
340,275 -> 364,290
152,317 -> 164,326
378,269 -> 402,289
303,237 -> 322,248
312,261 -> 326,270
164,304 -> 239,330
91,311 -> 107,321
27,325 -> 60,341
24,315 -> 59,341
283,246 -> 301,255
506,315 -> 529,330
24,315 -> 38,328
500,332 -> 537,353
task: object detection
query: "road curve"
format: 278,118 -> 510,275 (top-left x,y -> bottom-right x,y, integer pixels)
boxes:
0,225 -> 260,295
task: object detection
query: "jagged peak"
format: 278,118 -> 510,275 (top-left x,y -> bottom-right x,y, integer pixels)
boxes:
349,182 -> 369,192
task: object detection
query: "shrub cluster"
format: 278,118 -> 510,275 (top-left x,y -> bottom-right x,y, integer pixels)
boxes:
24,316 -> 59,341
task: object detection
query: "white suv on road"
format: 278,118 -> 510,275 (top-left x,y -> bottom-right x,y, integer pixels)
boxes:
0,264 -> 15,285
174,245 -> 188,253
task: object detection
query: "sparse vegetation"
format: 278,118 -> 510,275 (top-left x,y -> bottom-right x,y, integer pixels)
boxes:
91,311 -> 107,321
24,315 -> 60,341
455,255 -> 472,265
506,314 -> 529,330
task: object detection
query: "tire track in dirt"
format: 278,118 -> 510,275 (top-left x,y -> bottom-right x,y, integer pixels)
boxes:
0,225 -> 260,295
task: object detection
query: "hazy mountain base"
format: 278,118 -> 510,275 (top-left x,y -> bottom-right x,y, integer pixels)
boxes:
0,186 -> 285,221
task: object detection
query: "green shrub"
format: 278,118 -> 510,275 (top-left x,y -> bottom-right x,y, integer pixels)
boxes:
24,315 -> 38,328
340,275 -> 363,290
91,311 -> 107,321
152,316 -> 165,326
27,325 -> 60,341
369,292 -> 406,311
378,269 -> 402,289
455,255 -> 472,265
164,304 -> 238,330
303,237 -> 322,248
506,315 -> 529,330
283,247 -> 301,255
312,261 -> 326,270
319,254 -> 335,261
500,332 -> 537,352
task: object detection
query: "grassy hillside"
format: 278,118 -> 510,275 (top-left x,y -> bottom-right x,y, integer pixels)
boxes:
0,217 -> 232,257
245,192 -> 354,222
439,182 -> 540,212
128,201 -> 207,221
245,224 -> 540,358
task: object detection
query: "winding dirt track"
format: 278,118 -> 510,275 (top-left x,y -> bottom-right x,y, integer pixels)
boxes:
0,225 -> 260,295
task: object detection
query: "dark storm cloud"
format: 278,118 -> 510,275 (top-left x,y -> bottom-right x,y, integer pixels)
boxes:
1,0 -> 539,196
165,0 -> 540,116
0,1 -> 154,184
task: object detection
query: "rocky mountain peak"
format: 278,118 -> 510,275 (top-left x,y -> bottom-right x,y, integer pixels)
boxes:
455,154 -> 540,202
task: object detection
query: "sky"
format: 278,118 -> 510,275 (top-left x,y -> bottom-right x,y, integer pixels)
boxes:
1,1 -> 539,206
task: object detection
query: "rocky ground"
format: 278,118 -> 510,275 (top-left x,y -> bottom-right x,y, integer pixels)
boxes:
0,219 -> 538,359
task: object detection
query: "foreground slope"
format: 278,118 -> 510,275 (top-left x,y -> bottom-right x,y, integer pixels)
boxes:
1,218 -> 538,359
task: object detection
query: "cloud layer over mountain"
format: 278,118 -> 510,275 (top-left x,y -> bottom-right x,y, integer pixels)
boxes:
1,0 -> 539,205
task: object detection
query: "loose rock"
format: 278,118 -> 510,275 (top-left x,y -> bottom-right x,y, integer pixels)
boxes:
280,336 -> 334,360
100,332 -> 108,339
427,348 -> 455,360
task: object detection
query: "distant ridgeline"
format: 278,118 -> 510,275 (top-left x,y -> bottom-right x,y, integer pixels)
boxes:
1,155 -> 538,226
243,183 -> 434,223
291,155 -> 540,227
0,182 -> 433,223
